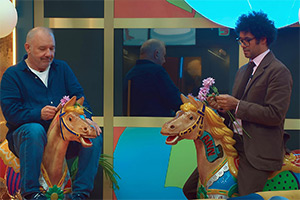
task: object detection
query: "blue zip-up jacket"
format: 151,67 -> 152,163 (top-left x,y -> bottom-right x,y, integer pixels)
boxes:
0,55 -> 92,148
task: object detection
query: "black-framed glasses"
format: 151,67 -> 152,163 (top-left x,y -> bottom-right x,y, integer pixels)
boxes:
236,37 -> 255,47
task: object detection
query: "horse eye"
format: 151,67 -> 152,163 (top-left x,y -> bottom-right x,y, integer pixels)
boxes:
69,117 -> 72,121
189,116 -> 193,120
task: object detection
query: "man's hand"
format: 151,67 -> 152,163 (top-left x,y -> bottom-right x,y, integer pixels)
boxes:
207,94 -> 220,110
86,118 -> 102,136
41,105 -> 57,121
215,94 -> 239,111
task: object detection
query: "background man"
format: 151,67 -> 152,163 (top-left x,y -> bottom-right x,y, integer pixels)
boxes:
123,38 -> 182,117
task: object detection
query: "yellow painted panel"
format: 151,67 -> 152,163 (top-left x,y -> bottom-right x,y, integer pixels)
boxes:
45,18 -> 104,29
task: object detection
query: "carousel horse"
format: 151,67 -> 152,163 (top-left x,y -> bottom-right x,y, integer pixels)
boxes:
0,96 -> 98,199
161,94 -> 300,199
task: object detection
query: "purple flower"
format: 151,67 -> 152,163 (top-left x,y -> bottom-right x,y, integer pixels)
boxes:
202,77 -> 215,88
60,95 -> 70,106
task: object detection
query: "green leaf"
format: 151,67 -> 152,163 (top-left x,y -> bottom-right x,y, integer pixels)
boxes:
100,154 -> 121,190
211,86 -> 219,95
70,154 -> 121,190
70,157 -> 79,181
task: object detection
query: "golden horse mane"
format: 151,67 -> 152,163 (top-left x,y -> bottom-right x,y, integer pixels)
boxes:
203,107 -> 238,158
64,105 -> 85,115
181,96 -> 238,158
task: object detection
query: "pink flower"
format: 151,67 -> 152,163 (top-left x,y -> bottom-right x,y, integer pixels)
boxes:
198,87 -> 210,101
202,77 -> 215,88
196,77 -> 251,138
197,77 -> 217,102
60,95 -> 70,106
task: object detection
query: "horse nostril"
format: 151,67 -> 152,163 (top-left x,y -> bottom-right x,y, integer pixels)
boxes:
170,125 -> 175,129
84,127 -> 88,131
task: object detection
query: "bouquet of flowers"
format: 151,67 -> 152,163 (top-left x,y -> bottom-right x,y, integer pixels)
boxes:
197,77 -> 219,103
197,77 -> 251,138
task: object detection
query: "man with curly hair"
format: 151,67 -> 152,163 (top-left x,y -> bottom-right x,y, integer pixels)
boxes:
210,11 -> 293,195
183,11 -> 293,198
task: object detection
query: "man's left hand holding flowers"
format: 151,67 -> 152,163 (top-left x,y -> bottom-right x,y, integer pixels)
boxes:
198,77 -> 250,138
207,94 -> 240,113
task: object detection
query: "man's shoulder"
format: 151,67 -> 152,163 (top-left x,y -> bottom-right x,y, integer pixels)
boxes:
263,51 -> 283,66
51,59 -> 72,72
141,63 -> 165,74
264,52 -> 289,71
130,61 -> 163,74
4,61 -> 26,74
52,59 -> 68,67
136,59 -> 163,68
258,53 -> 292,82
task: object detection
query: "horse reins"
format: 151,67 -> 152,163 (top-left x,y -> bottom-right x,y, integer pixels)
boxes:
179,103 -> 206,138
59,108 -> 82,140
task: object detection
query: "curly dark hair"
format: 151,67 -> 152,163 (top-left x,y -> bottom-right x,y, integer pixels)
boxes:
235,11 -> 277,47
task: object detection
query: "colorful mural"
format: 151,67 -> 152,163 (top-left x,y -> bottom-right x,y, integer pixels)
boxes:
115,0 -> 299,28
114,0 -> 201,18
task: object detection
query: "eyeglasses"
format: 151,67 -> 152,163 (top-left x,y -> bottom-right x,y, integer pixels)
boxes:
236,37 -> 255,47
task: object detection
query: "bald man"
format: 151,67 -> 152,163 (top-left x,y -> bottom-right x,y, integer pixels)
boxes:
123,39 -> 182,117
0,27 -> 102,200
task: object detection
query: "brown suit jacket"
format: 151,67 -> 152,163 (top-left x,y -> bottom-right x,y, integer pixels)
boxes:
231,51 -> 293,171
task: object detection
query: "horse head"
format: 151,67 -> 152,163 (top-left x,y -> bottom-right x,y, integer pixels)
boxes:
161,94 -> 237,157
57,96 -> 97,148
161,94 -> 211,144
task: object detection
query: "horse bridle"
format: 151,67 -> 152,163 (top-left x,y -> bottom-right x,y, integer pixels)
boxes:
59,108 -> 83,140
179,103 -> 206,138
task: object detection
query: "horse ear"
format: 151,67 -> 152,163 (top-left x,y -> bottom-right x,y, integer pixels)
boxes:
181,94 -> 189,103
188,95 -> 201,108
76,96 -> 85,106
64,96 -> 77,108
56,103 -> 62,111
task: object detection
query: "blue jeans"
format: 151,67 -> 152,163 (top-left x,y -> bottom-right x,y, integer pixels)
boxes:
11,123 -> 103,197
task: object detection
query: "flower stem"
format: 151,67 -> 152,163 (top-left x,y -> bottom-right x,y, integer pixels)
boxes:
83,107 -> 92,114
74,102 -> 92,114
227,111 -> 251,138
